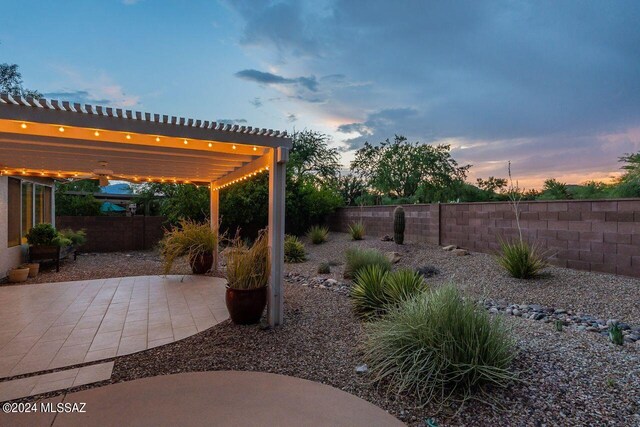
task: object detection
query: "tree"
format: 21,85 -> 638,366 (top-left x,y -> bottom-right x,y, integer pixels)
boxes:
538,178 -> 571,200
55,180 -> 102,216
351,135 -> 470,199
0,63 -> 41,98
289,130 -> 341,183
334,174 -> 368,206
476,176 -> 507,193
134,183 -> 210,224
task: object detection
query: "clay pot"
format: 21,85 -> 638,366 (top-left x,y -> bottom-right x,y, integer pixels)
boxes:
25,263 -> 40,278
189,252 -> 214,274
225,286 -> 268,325
8,268 -> 30,283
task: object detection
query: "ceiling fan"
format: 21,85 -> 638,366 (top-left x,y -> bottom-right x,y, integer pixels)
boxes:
74,161 -> 124,187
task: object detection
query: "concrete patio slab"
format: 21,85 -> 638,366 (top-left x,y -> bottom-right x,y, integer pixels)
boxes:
2,371 -> 403,427
0,275 -> 227,378
0,361 -> 114,402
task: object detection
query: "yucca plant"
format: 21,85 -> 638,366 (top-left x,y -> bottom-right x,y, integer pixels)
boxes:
351,265 -> 390,318
161,220 -> 218,274
226,230 -> 270,290
344,247 -> 391,279
348,220 -> 365,240
307,225 -> 329,244
351,266 -> 428,319
363,286 -> 517,407
497,238 -> 547,279
609,324 -> 624,346
284,235 -> 306,263
384,269 -> 428,306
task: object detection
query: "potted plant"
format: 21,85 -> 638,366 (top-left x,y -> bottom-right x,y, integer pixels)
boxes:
24,263 -> 40,278
161,220 -> 218,274
26,224 -> 85,272
225,230 -> 270,325
8,266 -> 30,283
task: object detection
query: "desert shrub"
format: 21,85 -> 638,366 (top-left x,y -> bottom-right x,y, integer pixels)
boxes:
160,220 -> 218,274
351,267 -> 428,319
317,263 -> 331,274
307,225 -> 329,244
363,286 -> 517,406
344,247 -> 391,279
498,239 -> 547,279
284,235 -> 306,263
351,265 -> 390,318
348,220 -> 365,240
384,269 -> 428,305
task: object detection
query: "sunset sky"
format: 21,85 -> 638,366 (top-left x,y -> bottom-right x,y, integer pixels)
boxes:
2,0 -> 639,189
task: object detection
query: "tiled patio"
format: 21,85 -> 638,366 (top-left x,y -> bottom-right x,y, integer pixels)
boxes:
0,275 -> 228,379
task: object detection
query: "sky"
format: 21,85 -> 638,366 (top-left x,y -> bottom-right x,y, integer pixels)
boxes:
1,0 -> 639,189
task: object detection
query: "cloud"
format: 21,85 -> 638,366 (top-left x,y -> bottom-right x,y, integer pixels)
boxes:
227,1 -> 640,186
44,86 -> 139,108
235,69 -> 318,92
286,113 -> 297,123
250,97 -> 263,108
217,118 -> 248,125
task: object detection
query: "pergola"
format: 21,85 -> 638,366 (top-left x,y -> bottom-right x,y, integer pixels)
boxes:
0,93 -> 291,326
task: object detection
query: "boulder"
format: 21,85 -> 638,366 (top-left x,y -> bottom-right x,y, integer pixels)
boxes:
381,235 -> 393,242
386,251 -> 401,264
442,245 -> 457,251
453,249 -> 469,256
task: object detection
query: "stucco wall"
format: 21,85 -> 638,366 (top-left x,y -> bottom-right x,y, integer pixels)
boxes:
0,176 -> 24,277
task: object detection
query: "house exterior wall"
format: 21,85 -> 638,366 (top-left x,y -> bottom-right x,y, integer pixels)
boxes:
328,199 -> 640,278
0,176 -> 24,277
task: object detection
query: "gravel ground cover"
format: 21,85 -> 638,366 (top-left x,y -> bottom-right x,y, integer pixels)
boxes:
288,233 -> 640,324
20,284 -> 640,426
5,234 -> 640,425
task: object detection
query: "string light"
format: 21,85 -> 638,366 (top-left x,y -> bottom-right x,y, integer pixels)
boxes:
183,139 -> 188,145
94,130 -> 100,136
156,136 -> 161,142
208,142 -> 212,148
232,144 -> 237,150
21,123 -> 27,129
58,126 -> 65,132
126,134 -> 131,140
253,146 -> 257,151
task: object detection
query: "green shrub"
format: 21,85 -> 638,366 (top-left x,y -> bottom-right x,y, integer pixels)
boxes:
348,220 -> 365,240
351,265 -> 390,318
351,266 -> 428,319
497,238 -> 547,279
317,263 -> 331,274
58,229 -> 87,246
363,286 -> 517,406
25,223 -> 58,246
385,269 -> 428,305
344,247 -> 391,279
307,225 -> 329,244
284,235 -> 306,263
160,220 -> 218,274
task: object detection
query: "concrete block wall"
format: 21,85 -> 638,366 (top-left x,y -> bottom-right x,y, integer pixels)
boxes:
328,199 -> 640,278
56,216 -> 167,252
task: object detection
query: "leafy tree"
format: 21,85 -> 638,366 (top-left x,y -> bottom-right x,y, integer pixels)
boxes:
538,178 -> 571,200
476,176 -> 507,193
334,174 -> 368,206
611,152 -> 640,197
289,130 -> 341,183
351,135 -> 470,199
570,181 -> 611,199
0,63 -> 41,98
54,180 -> 102,216
134,183 -> 210,224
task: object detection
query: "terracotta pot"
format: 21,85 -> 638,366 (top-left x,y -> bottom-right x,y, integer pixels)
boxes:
8,268 -> 30,283
189,252 -> 214,274
225,286 -> 268,325
25,263 -> 40,278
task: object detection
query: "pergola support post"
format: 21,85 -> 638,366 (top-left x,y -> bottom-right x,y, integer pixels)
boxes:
210,184 -> 219,272
268,147 -> 288,327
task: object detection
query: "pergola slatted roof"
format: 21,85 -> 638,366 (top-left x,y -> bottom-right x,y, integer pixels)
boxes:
0,93 -> 291,185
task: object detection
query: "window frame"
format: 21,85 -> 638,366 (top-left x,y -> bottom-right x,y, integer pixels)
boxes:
7,177 -> 54,247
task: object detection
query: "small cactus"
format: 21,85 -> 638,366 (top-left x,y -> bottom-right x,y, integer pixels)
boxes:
393,206 -> 405,245
609,324 -> 624,346
554,320 -> 563,332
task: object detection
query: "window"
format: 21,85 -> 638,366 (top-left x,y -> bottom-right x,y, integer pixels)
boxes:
6,178 -> 53,247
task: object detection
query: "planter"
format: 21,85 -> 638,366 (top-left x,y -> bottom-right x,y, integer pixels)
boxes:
8,268 -> 30,283
24,263 -> 40,278
225,286 -> 268,325
189,252 -> 214,275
